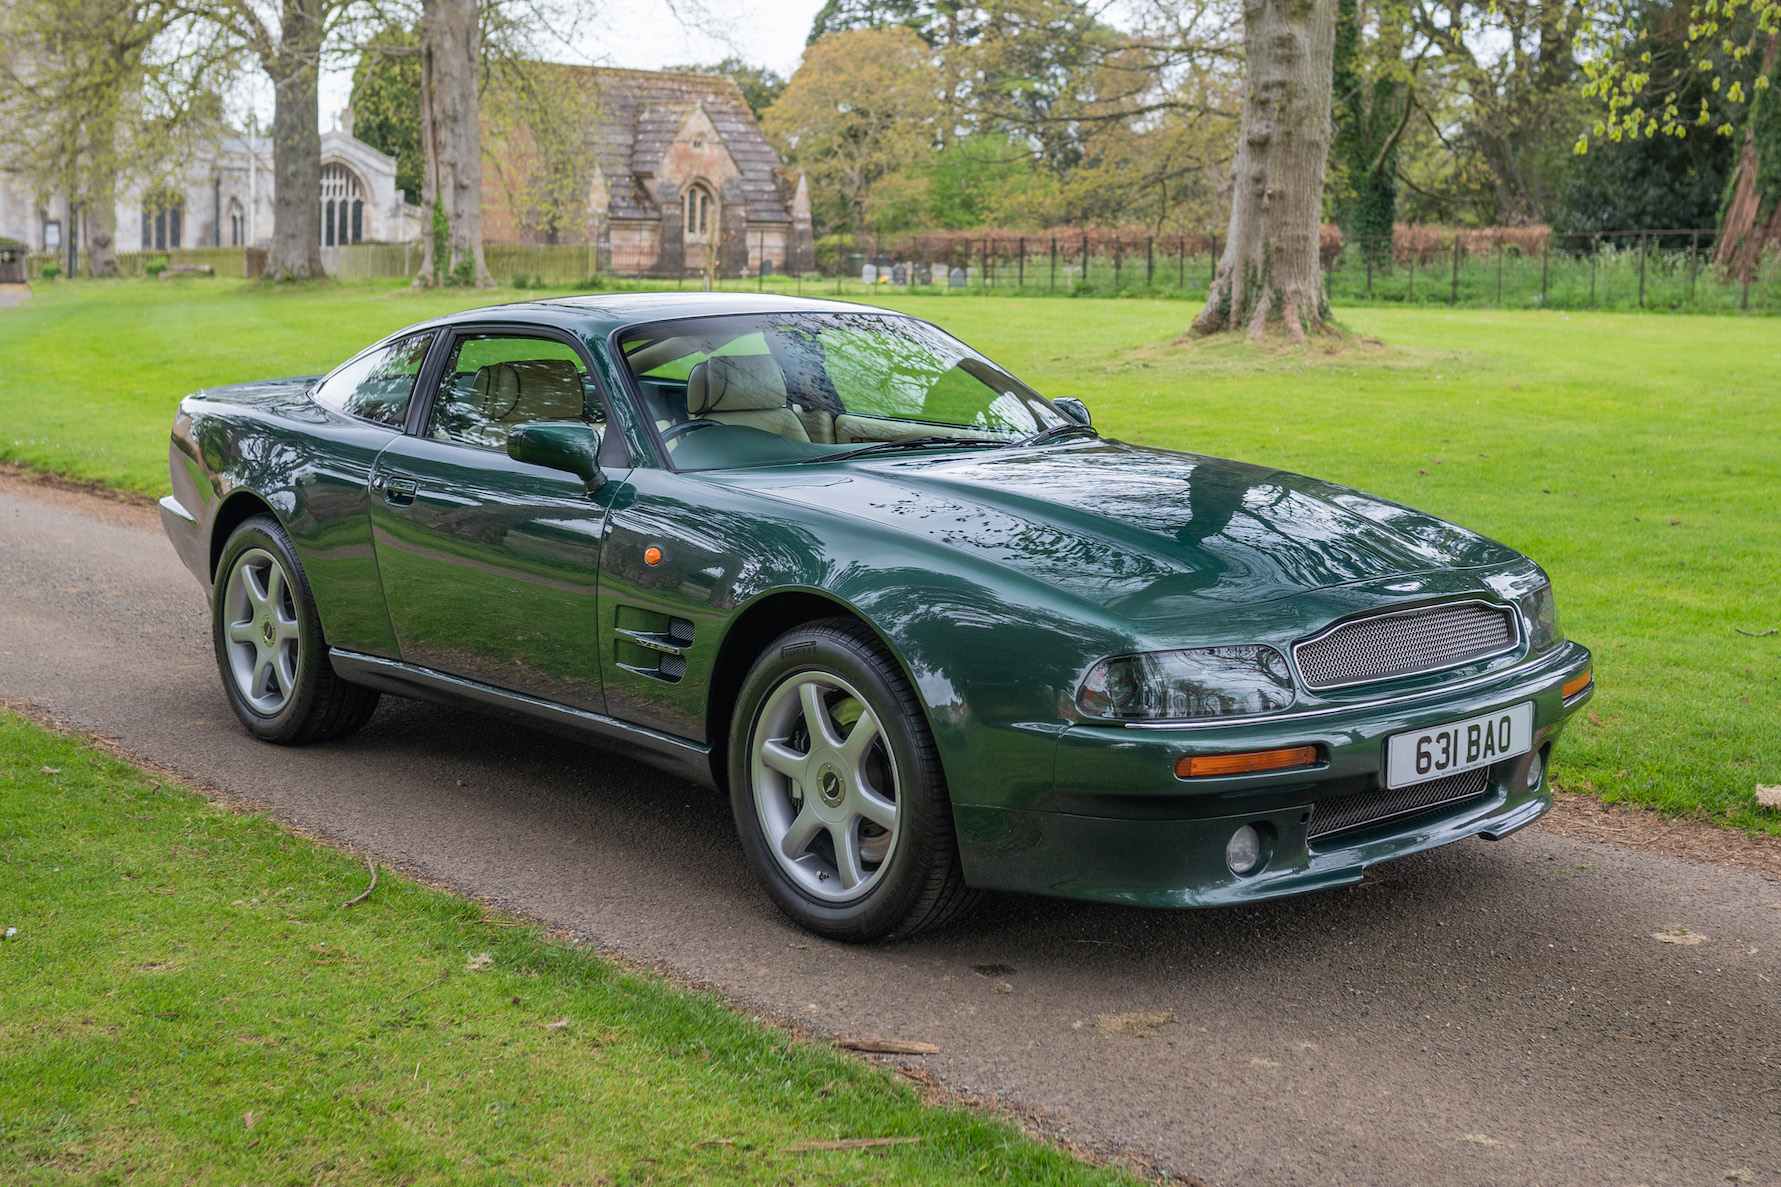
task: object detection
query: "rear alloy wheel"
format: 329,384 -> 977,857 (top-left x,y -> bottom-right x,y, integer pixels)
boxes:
213,515 -> 380,744
730,618 -> 974,941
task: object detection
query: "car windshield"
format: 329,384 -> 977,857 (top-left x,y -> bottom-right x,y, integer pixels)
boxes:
617,311 -> 1071,471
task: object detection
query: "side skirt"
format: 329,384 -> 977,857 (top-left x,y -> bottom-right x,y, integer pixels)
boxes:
327,648 -> 716,789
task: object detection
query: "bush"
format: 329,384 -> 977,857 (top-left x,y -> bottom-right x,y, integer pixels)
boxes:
40,261 -> 62,280
144,258 -> 168,278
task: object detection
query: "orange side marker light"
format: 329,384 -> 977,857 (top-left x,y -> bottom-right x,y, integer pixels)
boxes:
644,545 -> 663,566
1561,668 -> 1592,699
1177,745 -> 1318,779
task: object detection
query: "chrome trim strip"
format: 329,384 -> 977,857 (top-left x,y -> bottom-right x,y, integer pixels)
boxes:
328,648 -> 714,785
1290,597 -> 1523,690
1121,655 -> 1568,730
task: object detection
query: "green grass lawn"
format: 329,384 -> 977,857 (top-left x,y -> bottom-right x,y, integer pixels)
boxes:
0,709 -> 1136,1184
1,278 -> 1776,830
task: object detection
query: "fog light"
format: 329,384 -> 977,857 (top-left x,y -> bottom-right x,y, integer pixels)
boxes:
1526,748 -> 1546,791
1226,825 -> 1263,875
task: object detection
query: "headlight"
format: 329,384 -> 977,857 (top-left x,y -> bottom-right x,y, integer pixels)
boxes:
1077,646 -> 1297,722
1518,583 -> 1563,653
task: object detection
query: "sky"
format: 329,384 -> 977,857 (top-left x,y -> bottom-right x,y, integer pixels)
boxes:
311,0 -> 830,133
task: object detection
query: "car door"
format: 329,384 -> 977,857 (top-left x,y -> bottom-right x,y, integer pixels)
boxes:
367,327 -> 630,713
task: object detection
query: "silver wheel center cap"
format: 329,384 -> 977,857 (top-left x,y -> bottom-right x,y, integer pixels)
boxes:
816,764 -> 845,807
261,618 -> 275,645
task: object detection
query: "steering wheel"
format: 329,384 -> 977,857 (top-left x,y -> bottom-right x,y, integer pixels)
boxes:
660,418 -> 722,443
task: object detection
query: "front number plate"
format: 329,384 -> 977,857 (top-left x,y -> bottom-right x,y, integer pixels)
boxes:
1385,702 -> 1533,790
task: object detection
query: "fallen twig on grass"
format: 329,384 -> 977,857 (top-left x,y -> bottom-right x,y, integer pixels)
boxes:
835,1038 -> 939,1055
394,970 -> 449,1004
340,854 -> 376,908
786,1137 -> 923,1152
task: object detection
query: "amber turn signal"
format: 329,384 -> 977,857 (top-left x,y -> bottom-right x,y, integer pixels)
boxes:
643,545 -> 663,566
1176,745 -> 1318,779
1561,668 -> 1592,699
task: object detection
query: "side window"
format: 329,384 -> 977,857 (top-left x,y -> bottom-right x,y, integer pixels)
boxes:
311,333 -> 434,427
428,335 -> 602,450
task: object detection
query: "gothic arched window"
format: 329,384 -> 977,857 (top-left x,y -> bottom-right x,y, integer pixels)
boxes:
683,183 -> 715,240
321,163 -> 366,246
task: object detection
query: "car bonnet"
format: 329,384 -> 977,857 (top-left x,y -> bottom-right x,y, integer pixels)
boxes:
716,439 -> 1522,625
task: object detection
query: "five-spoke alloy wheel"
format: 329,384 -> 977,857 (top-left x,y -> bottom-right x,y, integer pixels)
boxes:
212,515 -> 380,744
730,619 -> 974,940
222,546 -> 302,716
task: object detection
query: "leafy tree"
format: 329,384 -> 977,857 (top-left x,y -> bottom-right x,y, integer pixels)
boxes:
350,25 -> 423,203
1330,0 -> 1412,260
665,57 -> 787,120
808,0 -> 948,43
923,133 -> 1053,225
763,27 -> 942,234
1556,1 -> 1735,232
0,0 -> 231,276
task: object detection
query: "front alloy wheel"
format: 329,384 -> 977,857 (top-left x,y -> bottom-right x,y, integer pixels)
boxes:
730,618 -> 974,941
752,670 -> 902,901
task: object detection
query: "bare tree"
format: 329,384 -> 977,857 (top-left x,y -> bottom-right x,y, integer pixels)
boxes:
414,0 -> 490,284
1192,0 -> 1338,342
204,0 -> 354,279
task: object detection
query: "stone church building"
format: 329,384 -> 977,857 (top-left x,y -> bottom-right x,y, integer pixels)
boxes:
0,123 -> 417,261
3,66 -> 809,281
481,68 -> 815,279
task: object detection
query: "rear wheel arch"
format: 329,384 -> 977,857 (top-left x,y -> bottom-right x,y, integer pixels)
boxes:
704,590 -> 928,792
208,490 -> 279,585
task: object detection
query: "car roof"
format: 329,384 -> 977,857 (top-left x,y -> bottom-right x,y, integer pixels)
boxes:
403,291 -> 894,342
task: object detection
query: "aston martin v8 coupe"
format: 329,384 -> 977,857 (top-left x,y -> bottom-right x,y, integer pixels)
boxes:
161,293 -> 1594,940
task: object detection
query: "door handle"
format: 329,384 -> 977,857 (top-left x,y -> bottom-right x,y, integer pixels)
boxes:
380,476 -> 418,506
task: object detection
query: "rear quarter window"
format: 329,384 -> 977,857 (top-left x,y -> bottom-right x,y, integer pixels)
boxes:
311,333 -> 435,427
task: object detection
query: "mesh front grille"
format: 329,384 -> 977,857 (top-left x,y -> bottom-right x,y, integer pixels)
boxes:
1307,768 -> 1491,842
1294,603 -> 1516,689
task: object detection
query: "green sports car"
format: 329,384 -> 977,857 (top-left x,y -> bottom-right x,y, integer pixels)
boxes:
161,294 -> 1594,940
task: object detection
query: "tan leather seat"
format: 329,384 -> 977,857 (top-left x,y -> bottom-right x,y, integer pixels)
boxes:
686,355 -> 809,441
473,359 -> 587,424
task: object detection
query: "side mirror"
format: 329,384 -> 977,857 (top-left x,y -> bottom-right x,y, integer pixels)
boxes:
507,421 -> 604,491
1053,396 -> 1092,426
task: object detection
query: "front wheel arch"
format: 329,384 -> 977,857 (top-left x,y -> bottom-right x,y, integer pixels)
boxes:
704,590 -> 931,794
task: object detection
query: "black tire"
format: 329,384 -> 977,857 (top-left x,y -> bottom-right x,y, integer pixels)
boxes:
212,514 -> 380,745
729,617 -> 976,941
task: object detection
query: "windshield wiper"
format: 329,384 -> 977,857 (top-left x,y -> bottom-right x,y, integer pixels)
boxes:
1005,422 -> 1099,449
796,436 -> 1001,465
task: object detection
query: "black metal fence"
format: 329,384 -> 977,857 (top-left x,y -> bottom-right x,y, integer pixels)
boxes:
1329,230 -> 1774,313
822,228 -> 1778,313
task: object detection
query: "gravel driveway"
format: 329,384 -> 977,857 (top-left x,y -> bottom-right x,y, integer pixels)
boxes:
3,479 -> 1776,1186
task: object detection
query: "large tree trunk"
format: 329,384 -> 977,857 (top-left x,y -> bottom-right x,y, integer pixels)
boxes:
87,166 -> 120,277
263,0 -> 326,281
416,0 -> 491,287
1193,0 -> 1337,342
1714,33 -> 1779,280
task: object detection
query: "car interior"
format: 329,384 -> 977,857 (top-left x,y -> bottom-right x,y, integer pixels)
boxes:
428,336 -> 606,451
620,314 -> 1065,471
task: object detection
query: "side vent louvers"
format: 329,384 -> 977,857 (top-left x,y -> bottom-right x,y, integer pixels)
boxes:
614,606 -> 696,683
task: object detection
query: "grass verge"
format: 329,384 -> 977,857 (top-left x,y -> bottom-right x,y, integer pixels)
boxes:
0,708 -> 1140,1185
1,279 -> 1776,830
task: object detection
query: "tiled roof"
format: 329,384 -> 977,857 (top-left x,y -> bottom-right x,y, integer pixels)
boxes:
557,67 -> 794,225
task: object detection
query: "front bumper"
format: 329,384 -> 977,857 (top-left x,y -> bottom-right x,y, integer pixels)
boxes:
954,640 -> 1591,907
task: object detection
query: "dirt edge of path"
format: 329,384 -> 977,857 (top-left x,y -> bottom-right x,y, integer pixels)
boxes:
1,461 -> 162,532
4,466 -> 1776,890
1544,788 -> 1781,883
